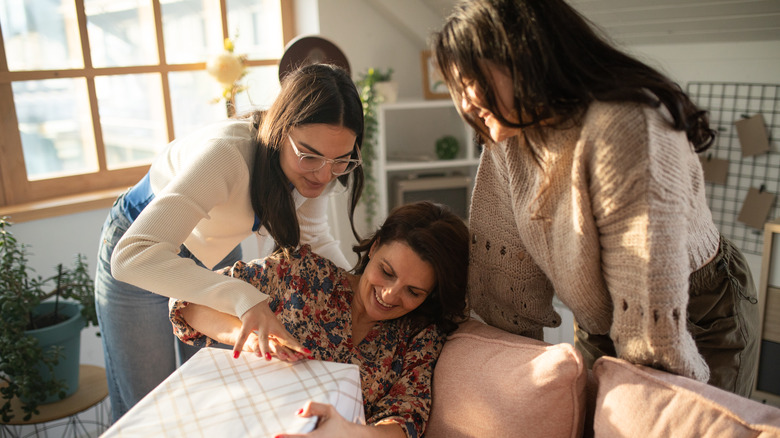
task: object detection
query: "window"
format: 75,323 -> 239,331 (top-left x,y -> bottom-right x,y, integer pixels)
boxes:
0,0 -> 294,220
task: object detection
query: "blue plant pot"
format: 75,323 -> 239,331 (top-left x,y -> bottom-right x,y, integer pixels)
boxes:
24,301 -> 85,403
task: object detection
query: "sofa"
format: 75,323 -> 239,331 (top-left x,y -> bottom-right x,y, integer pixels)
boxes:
423,319 -> 780,437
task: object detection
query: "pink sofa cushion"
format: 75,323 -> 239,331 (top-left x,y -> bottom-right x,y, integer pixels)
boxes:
424,319 -> 586,438
593,356 -> 780,437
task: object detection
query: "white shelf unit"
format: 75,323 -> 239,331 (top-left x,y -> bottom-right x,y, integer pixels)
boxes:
372,99 -> 480,228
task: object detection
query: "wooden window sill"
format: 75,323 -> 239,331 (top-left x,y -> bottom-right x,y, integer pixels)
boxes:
0,188 -> 126,223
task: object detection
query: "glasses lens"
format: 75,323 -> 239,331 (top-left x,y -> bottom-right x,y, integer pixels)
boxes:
331,160 -> 350,174
333,160 -> 361,176
298,156 -> 325,171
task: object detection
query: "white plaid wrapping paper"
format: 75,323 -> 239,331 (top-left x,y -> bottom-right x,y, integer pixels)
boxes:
101,347 -> 366,437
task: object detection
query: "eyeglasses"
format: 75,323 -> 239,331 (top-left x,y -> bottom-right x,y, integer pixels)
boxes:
287,134 -> 362,176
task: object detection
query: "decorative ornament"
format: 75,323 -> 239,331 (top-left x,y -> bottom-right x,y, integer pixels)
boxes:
206,37 -> 247,117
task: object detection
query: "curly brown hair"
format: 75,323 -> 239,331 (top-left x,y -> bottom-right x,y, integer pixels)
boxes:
352,201 -> 469,334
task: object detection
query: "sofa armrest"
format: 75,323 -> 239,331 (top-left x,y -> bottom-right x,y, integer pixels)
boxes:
593,356 -> 780,437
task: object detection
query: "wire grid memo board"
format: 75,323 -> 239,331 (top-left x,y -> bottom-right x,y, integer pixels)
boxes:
686,82 -> 780,255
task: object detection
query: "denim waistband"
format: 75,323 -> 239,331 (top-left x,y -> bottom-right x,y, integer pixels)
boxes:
123,172 -> 155,222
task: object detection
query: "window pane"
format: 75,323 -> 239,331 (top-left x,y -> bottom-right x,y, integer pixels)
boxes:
227,0 -> 283,60
12,79 -> 97,180
160,0 -> 222,64
84,0 -> 158,68
94,74 -> 168,169
235,65 -> 280,112
169,70 -> 227,137
0,0 -> 83,71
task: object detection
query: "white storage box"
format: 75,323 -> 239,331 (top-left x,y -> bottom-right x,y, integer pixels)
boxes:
102,348 -> 365,437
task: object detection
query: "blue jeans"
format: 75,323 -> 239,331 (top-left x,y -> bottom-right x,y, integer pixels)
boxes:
95,194 -> 242,423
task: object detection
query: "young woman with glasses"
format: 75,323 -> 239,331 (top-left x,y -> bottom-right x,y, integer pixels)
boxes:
94,63 -> 365,422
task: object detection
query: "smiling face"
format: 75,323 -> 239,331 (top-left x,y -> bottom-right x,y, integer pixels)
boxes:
280,123 -> 357,198
353,240 -> 435,324
458,61 -> 523,143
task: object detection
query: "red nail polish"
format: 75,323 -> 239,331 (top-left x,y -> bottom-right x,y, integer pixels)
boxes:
302,348 -> 312,355
265,352 -> 272,361
296,408 -> 303,415
307,355 -> 315,360
233,351 -> 240,359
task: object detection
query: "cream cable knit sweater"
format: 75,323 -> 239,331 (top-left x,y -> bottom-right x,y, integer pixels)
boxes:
468,100 -> 719,381
111,119 -> 349,319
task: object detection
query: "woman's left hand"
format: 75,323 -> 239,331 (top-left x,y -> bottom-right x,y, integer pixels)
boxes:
275,401 -> 404,438
274,401 -> 354,438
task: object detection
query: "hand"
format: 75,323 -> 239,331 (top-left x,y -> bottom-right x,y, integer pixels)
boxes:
275,401 -> 357,438
233,301 -> 311,362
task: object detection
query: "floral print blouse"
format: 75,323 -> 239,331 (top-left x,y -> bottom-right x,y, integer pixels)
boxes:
170,245 -> 446,438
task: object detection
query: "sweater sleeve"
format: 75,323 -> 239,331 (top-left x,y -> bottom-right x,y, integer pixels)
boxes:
111,137 -> 268,318
587,103 -> 710,382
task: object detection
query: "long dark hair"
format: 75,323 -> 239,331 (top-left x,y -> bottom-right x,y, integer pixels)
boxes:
432,0 -> 715,152
249,64 -> 364,254
352,201 -> 469,334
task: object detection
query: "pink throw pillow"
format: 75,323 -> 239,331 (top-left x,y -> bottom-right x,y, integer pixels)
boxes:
593,356 -> 780,437
424,319 -> 586,438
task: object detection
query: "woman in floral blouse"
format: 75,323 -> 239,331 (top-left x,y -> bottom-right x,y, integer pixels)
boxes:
170,201 -> 468,438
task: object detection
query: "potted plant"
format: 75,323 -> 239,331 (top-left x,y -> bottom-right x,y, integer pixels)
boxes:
435,135 -> 460,160
0,216 -> 98,422
369,68 -> 397,104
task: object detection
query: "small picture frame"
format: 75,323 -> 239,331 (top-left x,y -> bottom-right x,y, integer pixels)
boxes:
421,50 -> 450,100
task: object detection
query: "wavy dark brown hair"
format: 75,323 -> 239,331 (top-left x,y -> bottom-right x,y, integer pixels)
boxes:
432,0 -> 715,152
352,201 -> 469,334
247,64 -> 364,254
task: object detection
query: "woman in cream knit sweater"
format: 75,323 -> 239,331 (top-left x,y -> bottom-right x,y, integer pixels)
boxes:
95,64 -> 365,421
432,0 -> 759,396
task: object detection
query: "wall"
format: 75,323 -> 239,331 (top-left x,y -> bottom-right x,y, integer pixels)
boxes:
625,39 -> 780,280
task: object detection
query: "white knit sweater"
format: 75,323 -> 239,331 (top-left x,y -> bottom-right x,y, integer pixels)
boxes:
468,100 -> 719,381
111,119 -> 350,319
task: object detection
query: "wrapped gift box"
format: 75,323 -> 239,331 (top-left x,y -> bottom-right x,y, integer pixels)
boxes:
102,348 -> 365,437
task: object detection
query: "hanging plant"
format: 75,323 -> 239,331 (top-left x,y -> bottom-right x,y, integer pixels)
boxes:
355,68 -> 393,228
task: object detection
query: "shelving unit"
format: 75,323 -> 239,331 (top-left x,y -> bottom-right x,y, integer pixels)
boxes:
752,218 -> 780,407
372,99 -> 480,228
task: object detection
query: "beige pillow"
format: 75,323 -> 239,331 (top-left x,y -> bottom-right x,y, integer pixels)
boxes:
593,356 -> 780,437
425,319 -> 587,438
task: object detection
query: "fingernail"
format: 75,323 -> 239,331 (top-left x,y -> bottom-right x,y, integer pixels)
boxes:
265,352 -> 272,361
296,408 -> 303,415
233,351 -> 240,359
302,348 -> 312,354
307,355 -> 315,360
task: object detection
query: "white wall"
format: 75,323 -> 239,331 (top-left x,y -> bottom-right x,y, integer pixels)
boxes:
316,0 -> 438,101
627,40 -> 780,86
625,39 -> 780,283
